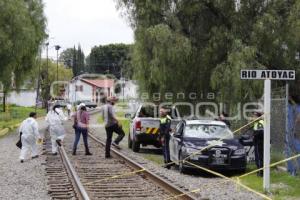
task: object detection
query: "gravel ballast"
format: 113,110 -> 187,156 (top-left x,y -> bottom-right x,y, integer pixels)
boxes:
88,114 -> 262,200
0,120 -> 50,200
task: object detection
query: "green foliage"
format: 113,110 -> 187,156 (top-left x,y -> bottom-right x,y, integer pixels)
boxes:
0,104 -> 46,129
29,59 -> 73,104
240,167 -> 300,200
132,24 -> 191,100
88,43 -> 132,79
0,0 -> 46,91
60,45 -> 85,77
118,0 -> 300,110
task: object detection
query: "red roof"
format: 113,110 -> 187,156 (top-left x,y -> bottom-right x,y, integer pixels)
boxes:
81,79 -> 114,88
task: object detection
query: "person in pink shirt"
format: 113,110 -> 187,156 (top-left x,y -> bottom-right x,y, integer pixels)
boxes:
72,104 -> 92,155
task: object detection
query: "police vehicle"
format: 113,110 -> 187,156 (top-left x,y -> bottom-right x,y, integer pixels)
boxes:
169,119 -> 247,173
126,104 -> 181,152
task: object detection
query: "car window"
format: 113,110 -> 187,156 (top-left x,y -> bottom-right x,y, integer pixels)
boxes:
137,105 -> 178,118
184,124 -> 233,139
138,105 -> 158,118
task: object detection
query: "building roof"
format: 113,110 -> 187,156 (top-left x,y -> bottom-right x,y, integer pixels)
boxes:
81,79 -> 114,88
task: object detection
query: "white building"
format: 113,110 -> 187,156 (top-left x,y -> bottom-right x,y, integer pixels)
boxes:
6,90 -> 37,107
69,78 -> 115,105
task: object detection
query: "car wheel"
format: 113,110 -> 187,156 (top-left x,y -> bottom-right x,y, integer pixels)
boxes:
132,137 -> 140,152
178,152 -> 186,174
128,133 -> 133,149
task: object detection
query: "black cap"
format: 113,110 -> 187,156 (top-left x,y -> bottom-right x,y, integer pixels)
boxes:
29,112 -> 37,118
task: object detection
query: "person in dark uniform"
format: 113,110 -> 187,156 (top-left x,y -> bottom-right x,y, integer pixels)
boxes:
159,108 -> 172,169
253,112 -> 264,177
219,112 -> 231,128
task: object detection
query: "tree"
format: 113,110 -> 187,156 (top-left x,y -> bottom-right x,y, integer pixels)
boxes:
29,59 -> 73,106
0,0 -> 46,111
59,45 -> 85,77
117,0 -> 300,112
88,44 -> 132,79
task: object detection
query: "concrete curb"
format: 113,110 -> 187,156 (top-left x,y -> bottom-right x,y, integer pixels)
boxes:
0,123 -> 20,137
0,116 -> 44,138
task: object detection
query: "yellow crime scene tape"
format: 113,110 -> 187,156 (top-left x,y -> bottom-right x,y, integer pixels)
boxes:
169,161 -> 272,200
180,115 -> 264,164
85,168 -> 146,185
86,115 -> 288,199
238,153 -> 300,179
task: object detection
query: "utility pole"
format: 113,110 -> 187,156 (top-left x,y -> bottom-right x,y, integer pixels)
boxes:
35,49 -> 42,112
46,42 -> 49,112
55,45 -> 61,97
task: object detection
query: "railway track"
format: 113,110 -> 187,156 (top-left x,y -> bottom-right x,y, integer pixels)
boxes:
44,124 -> 197,200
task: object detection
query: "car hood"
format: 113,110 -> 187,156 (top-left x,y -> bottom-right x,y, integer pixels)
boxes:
182,137 -> 243,150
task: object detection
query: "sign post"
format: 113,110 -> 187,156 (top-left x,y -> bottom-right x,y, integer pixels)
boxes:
241,69 -> 295,192
263,79 -> 271,191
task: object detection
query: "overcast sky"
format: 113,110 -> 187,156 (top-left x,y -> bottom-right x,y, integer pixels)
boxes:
43,0 -> 134,59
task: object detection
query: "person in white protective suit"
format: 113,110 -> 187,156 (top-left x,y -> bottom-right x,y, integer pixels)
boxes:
19,112 -> 42,163
46,105 -> 67,155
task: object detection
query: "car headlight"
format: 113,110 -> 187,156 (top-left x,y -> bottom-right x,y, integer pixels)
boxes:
234,148 -> 246,155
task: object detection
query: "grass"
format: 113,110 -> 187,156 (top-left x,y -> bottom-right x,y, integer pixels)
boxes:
239,165 -> 300,200
97,103 -> 130,135
0,104 -> 46,129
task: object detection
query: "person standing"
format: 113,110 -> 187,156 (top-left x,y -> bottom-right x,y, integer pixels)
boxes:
46,105 -> 67,155
72,104 -> 92,155
253,111 -> 264,177
102,96 -> 125,158
66,103 -> 72,120
159,108 -> 172,169
19,112 -> 42,163
219,112 -> 231,128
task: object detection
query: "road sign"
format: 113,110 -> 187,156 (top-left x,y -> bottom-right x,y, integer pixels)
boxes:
240,70 -> 295,80
241,69 -> 295,192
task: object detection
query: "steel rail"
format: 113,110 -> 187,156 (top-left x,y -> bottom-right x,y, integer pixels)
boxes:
88,131 -> 197,200
58,145 -> 91,200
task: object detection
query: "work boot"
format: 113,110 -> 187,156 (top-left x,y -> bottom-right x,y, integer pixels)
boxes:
72,149 -> 76,155
85,148 -> 92,155
112,142 -> 121,150
52,152 -> 58,156
105,155 -> 112,159
56,139 -> 62,147
20,160 -> 24,163
32,155 -> 39,159
164,164 -> 171,169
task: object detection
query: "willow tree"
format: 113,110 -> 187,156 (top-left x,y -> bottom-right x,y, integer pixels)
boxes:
117,0 -> 300,112
0,0 -> 47,111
